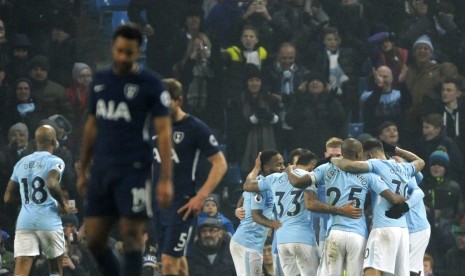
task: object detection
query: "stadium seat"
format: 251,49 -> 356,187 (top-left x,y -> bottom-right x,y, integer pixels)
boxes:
348,123 -> 364,138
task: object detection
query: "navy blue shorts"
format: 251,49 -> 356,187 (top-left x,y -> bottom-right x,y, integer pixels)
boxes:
85,164 -> 152,218
155,198 -> 194,257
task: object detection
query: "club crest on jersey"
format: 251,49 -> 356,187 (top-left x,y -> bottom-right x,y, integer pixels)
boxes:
124,84 -> 139,100
254,194 -> 262,203
94,84 -> 105,93
209,135 -> 218,146
173,131 -> 184,144
160,91 -> 171,107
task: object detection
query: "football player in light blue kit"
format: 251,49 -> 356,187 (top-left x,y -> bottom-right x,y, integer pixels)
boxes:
244,151 -> 319,276
331,138 -> 425,276
315,137 -> 344,257
403,172 -> 431,276
4,125 -> 68,276
287,139 -> 405,276
231,150 -> 283,276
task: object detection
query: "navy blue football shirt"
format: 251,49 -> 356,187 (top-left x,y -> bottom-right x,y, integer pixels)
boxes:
89,66 -> 170,166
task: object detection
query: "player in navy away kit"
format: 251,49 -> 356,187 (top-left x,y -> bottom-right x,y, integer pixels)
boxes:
153,79 -> 227,276
77,25 -> 173,276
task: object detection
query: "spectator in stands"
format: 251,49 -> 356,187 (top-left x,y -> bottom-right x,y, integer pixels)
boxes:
263,42 -> 308,154
306,26 -> 362,121
403,35 -> 457,143
174,33 -> 215,121
441,224 -> 465,276
363,31 -> 409,89
422,149 -> 464,271
5,78 -> 41,136
271,0 -> 326,55
188,218 -> 236,276
4,34 -> 32,86
0,64 -> 12,144
423,253 -> 435,276
421,77 -> 465,158
262,237 -> 274,276
413,113 -> 464,181
0,226 -> 14,273
28,55 -> 73,122
286,73 -> 346,157
0,19 -> 8,70
423,149 -> 464,227
170,5 -> 205,71
376,121 -> 400,156
39,16 -> 77,87
361,66 -> 411,135
127,0 -> 200,76
234,0 -> 281,51
203,0 -> 242,48
61,214 -> 86,275
198,196 -> 235,236
66,63 -> 92,156
48,114 -> 73,151
239,65 -> 280,174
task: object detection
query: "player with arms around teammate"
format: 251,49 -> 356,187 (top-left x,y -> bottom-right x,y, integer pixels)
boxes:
230,149 -> 283,276
77,24 -> 174,276
153,79 -> 227,276
287,139 -> 406,276
244,151 -> 319,276
331,138 -> 425,276
4,125 -> 69,276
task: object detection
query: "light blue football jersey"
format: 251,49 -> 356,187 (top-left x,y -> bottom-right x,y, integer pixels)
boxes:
313,163 -> 389,238
258,169 -> 316,245
10,151 -> 65,231
406,173 -> 430,233
367,159 -> 415,228
316,183 -> 329,242
232,189 -> 274,253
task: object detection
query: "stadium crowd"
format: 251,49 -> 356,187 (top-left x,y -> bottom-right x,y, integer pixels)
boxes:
1,0 -> 465,275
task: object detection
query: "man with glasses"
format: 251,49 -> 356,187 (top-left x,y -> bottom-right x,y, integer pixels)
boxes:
187,218 -> 236,276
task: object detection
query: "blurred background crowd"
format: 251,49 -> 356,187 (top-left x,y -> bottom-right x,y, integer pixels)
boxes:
1,0 -> 465,275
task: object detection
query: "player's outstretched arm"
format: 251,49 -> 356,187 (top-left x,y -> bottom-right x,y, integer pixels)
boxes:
178,152 -> 227,221
304,190 -> 362,219
394,147 -> 425,173
243,153 -> 261,192
3,180 -> 18,204
330,157 -> 369,173
285,165 -> 314,189
252,209 -> 281,229
77,115 -> 98,197
154,116 -> 174,209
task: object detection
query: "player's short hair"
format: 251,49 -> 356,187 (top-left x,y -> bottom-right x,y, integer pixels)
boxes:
362,138 -> 384,153
326,137 -> 343,149
288,148 -> 309,165
296,151 -> 318,166
162,78 -> 183,100
260,149 -> 280,172
422,113 -> 443,129
112,24 -> 143,46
